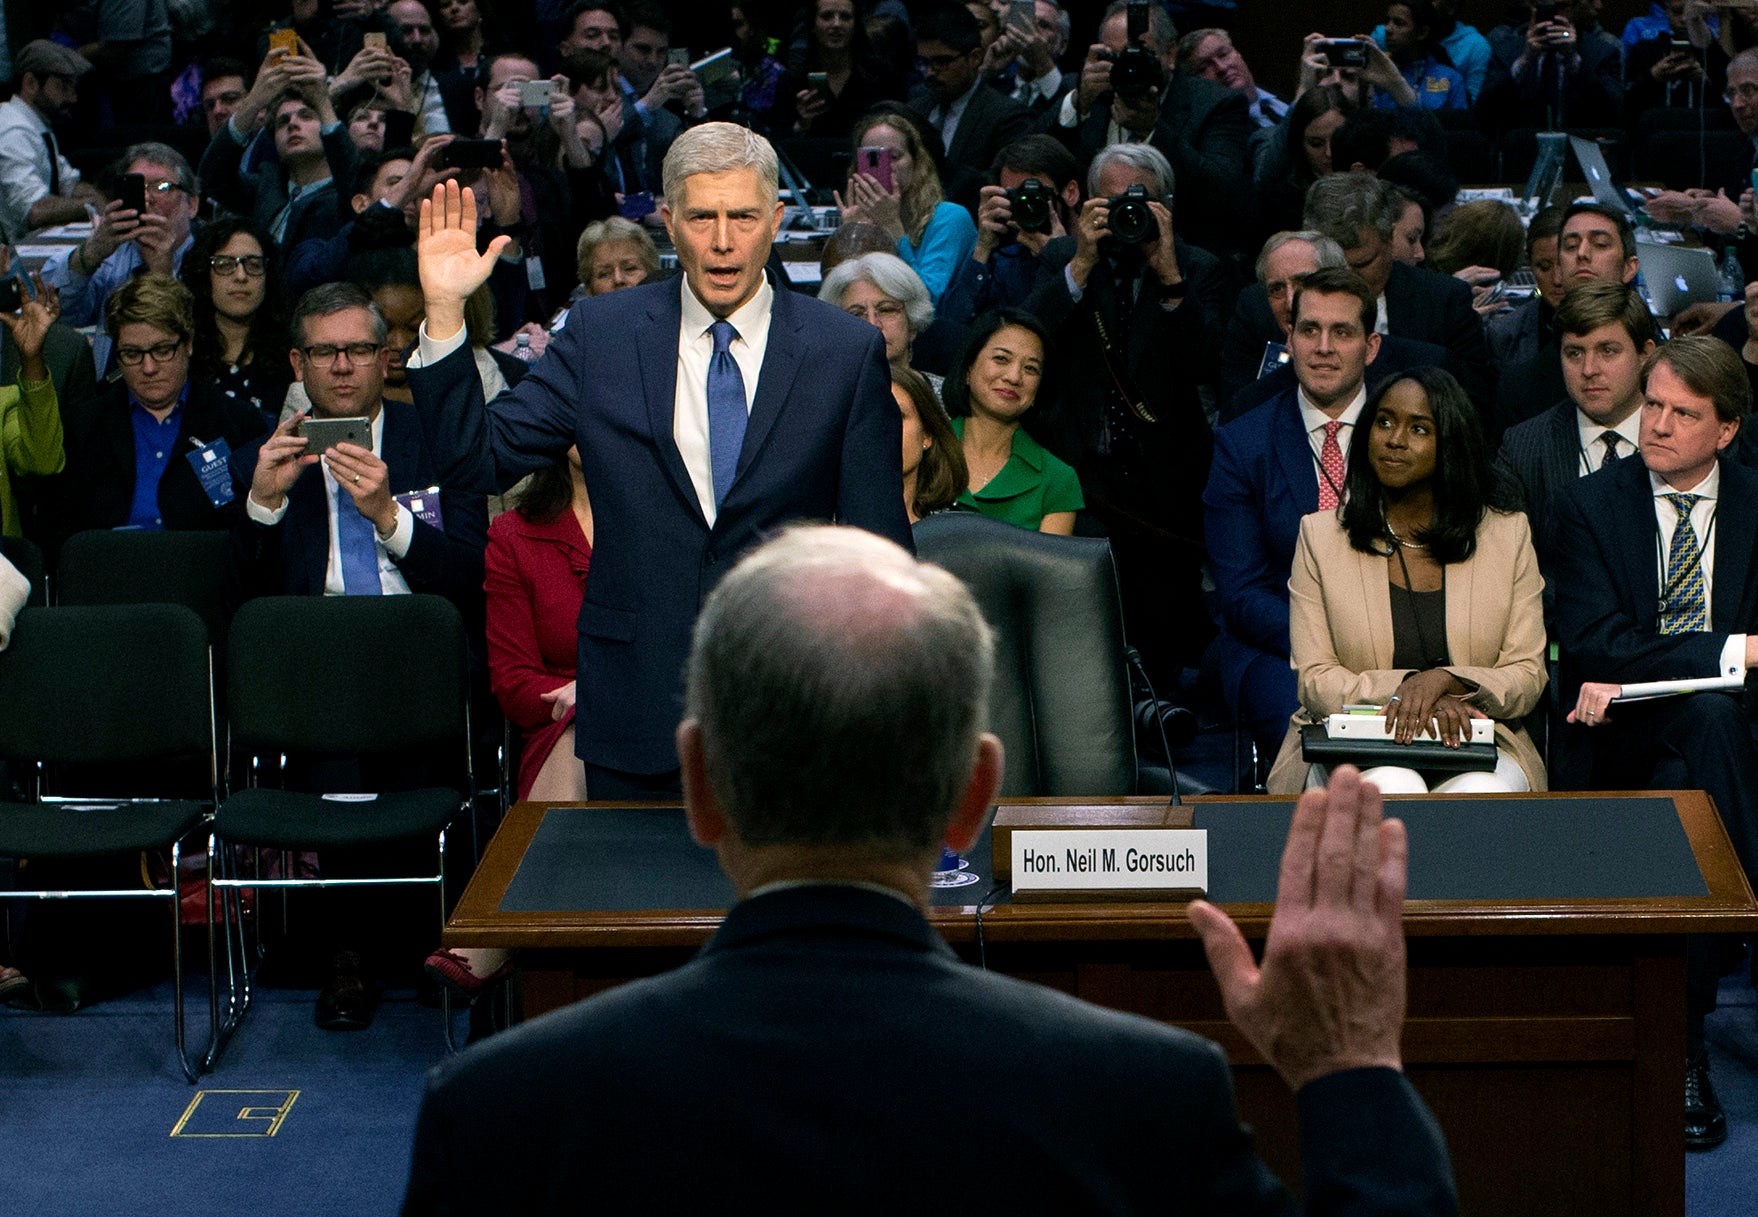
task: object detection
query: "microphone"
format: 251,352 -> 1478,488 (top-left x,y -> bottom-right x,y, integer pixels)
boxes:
1125,645 -> 1186,806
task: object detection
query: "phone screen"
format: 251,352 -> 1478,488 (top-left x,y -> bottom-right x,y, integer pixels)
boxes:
118,173 -> 147,215
269,28 -> 299,56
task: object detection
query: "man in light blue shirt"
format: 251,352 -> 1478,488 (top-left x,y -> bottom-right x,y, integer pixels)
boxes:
45,142 -> 198,328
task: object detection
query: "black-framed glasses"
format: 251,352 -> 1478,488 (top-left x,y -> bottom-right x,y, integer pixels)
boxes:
210,254 -> 268,277
143,180 -> 186,197
116,340 -> 185,365
299,342 -> 384,364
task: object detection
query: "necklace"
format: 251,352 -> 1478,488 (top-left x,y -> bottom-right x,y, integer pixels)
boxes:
1384,517 -> 1429,550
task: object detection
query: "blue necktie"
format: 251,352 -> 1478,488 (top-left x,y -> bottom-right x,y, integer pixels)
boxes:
707,319 -> 747,508
335,482 -> 384,595
1659,492 -> 1706,635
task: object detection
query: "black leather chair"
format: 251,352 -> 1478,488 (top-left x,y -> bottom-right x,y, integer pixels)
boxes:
56,529 -> 232,649
914,513 -> 1136,797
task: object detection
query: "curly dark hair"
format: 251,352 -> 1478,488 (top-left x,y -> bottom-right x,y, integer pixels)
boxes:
180,216 -> 288,379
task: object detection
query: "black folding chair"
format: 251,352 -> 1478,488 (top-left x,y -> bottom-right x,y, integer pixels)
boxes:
205,595 -> 476,1068
56,529 -> 233,648
0,603 -> 217,1082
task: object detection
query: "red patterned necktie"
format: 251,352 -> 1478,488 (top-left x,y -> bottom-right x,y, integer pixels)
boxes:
1317,420 -> 1344,511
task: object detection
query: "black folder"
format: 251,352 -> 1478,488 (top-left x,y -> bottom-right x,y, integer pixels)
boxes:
1300,724 -> 1498,773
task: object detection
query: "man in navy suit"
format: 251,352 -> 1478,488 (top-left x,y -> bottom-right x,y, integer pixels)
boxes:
1554,336 -> 1758,1150
230,282 -> 488,1031
1204,267 -> 1381,772
402,525 -> 1457,1216
409,123 -> 910,799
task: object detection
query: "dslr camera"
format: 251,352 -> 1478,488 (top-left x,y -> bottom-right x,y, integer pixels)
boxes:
1006,178 -> 1055,234
1105,0 -> 1163,105
1105,184 -> 1156,246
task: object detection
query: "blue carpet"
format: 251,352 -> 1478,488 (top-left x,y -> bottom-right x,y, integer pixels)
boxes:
1,977 -> 452,1216
4,963 -> 1757,1213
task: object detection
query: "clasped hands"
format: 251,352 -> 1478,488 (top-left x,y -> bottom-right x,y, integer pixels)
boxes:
1384,668 -> 1484,747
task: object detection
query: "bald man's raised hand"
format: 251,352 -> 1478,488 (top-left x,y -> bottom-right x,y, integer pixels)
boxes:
1187,765 -> 1408,1093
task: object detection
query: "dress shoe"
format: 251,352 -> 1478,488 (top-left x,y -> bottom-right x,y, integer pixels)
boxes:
314,952 -> 379,1031
1686,1051 -> 1728,1150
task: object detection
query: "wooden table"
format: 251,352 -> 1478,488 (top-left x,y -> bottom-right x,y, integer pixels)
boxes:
447,791 -> 1758,1217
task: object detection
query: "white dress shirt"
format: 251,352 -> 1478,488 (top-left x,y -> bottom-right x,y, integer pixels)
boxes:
1574,408 -> 1641,476
1649,464 -> 1746,675
1010,65 -> 1062,108
676,277 -> 773,525
0,94 -> 78,242
246,408 -> 416,595
414,71 -> 451,134
1297,382 -> 1369,485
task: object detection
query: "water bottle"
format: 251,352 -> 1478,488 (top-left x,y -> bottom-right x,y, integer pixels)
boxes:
1717,247 -> 1744,304
512,332 -> 537,363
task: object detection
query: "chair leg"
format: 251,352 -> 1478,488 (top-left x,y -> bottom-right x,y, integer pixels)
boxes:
170,839 -> 201,1084
203,837 -> 255,1072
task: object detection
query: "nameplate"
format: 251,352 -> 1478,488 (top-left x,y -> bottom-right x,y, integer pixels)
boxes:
1009,829 -> 1207,901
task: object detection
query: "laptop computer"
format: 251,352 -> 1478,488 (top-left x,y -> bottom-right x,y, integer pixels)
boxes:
1569,134 -> 1638,216
1636,241 -> 1722,316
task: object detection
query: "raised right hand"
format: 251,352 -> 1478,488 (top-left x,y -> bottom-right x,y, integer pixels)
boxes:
418,180 -> 510,340
1076,44 -> 1112,116
1188,766 -> 1408,1092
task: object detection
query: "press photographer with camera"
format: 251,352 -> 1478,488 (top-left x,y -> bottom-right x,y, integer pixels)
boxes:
1480,1 -> 1623,131
1023,141 -> 1232,690
936,135 -> 1081,331
1051,0 -> 1250,256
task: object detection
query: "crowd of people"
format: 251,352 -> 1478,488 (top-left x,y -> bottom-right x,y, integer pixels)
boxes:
3,0 -> 1758,1161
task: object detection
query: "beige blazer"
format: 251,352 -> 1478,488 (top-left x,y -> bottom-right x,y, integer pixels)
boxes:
1266,508 -> 1549,794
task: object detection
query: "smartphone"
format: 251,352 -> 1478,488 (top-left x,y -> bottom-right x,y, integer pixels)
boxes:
118,172 -> 147,216
519,79 -> 555,109
269,27 -> 299,57
857,146 -> 893,192
1671,36 -> 1694,54
1533,2 -> 1561,25
362,31 -> 387,50
1008,0 -> 1034,35
807,70 -> 829,94
300,416 -> 372,456
667,48 -> 690,69
438,137 -> 503,170
0,277 -> 22,313
1125,0 -> 1148,43
618,190 -> 656,220
1320,39 -> 1369,69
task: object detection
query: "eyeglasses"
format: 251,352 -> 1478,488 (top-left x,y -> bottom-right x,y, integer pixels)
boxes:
116,340 -> 184,365
1725,83 -> 1758,104
299,342 -> 384,364
845,300 -> 906,321
210,254 -> 267,277
138,180 -> 186,197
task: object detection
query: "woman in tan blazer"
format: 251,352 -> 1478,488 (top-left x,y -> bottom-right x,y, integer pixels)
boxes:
1267,367 -> 1548,794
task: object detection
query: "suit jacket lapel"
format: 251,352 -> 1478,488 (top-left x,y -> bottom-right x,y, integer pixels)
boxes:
1273,391 -> 1318,508
1354,543 -> 1396,671
1714,459 -> 1758,631
1544,402 -> 1577,500
730,282 -> 803,494
636,287 -> 704,526
291,465 -> 330,593
1622,459 -> 1663,633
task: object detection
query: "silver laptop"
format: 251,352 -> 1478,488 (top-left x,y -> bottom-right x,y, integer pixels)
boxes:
1569,135 -> 1636,216
1636,242 -> 1722,316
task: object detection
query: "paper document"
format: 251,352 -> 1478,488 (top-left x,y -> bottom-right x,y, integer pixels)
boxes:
1611,674 -> 1745,704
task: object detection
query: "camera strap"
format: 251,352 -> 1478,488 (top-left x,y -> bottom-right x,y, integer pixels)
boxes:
1090,308 -> 1158,424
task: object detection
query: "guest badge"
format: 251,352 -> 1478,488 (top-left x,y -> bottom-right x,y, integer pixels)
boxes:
1010,829 -> 1207,898
185,438 -> 235,507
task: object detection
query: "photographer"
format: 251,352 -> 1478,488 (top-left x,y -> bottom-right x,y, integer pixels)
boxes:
936,135 -> 1080,334
1051,1 -> 1250,256
1023,142 -> 1232,689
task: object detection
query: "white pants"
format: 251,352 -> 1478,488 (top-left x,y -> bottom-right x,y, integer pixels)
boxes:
1305,752 -> 1529,794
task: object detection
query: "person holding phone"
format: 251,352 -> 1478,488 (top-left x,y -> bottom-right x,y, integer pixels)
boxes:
1480,1 -> 1623,130
837,109 -> 977,302
48,143 -> 201,329
772,0 -> 906,140
0,270 -> 64,539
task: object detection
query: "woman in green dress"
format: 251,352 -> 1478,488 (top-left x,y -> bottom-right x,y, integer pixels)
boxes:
944,308 -> 1082,534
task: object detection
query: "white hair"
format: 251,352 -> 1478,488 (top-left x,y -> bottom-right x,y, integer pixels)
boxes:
661,122 -> 779,209
1255,231 -> 1347,286
1086,142 -> 1174,204
817,252 -> 935,335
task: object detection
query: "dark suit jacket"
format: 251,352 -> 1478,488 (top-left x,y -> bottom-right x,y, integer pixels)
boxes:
1023,234 -> 1228,534
1485,295 -> 1548,368
226,398 -> 487,610
1058,72 -> 1251,255
199,122 -> 358,251
48,378 -> 268,558
1202,386 -> 1320,707
1223,334 -> 1454,426
405,278 -> 912,774
1383,261 -> 1491,405
402,884 -> 1457,1216
1494,397 -> 1603,628
1553,454 -> 1758,706
909,80 -> 1034,178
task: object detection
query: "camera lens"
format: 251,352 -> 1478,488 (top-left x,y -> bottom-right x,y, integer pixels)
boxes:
1007,179 -> 1052,234
1106,186 -> 1155,246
